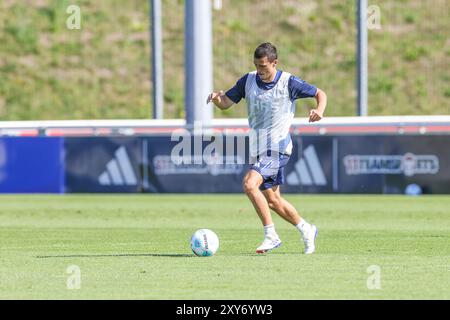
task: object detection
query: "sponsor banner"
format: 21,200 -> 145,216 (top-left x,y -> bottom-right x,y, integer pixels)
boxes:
338,135 -> 450,194
0,137 -> 64,193
282,137 -> 333,193
64,137 -> 141,192
142,136 -> 248,193
343,154 -> 439,176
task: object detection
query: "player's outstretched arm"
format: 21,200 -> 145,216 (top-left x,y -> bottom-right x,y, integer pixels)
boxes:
206,91 -> 234,110
309,88 -> 327,123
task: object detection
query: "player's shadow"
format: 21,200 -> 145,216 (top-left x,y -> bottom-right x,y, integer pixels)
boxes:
35,253 -> 193,259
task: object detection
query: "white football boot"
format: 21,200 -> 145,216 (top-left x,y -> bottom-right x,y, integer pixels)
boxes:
302,224 -> 318,254
256,235 -> 282,254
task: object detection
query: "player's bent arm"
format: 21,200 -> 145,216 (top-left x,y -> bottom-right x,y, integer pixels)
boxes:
315,88 -> 327,116
309,88 -> 327,123
207,91 -> 234,110
216,93 -> 234,110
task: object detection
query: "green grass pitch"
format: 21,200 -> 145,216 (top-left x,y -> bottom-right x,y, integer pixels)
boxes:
0,194 -> 449,299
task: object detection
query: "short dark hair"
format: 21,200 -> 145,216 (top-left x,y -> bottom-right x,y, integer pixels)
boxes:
254,42 -> 278,62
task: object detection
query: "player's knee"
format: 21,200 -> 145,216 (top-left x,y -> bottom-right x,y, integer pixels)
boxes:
243,179 -> 258,195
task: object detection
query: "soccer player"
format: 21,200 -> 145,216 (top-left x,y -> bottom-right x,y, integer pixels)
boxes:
207,42 -> 327,254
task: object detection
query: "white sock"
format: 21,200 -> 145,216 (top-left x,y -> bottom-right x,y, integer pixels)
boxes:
296,219 -> 311,235
264,223 -> 277,238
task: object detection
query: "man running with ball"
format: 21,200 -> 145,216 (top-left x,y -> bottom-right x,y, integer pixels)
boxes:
207,42 -> 327,254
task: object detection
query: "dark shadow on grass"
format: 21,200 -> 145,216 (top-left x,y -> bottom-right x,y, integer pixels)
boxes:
35,253 -> 194,259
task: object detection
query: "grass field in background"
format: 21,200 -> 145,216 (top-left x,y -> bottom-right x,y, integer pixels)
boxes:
0,194 -> 449,299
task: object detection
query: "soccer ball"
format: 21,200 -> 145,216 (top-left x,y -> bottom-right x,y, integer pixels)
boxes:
190,229 -> 219,257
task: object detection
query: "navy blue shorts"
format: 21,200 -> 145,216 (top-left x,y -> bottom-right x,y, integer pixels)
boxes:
250,152 -> 291,191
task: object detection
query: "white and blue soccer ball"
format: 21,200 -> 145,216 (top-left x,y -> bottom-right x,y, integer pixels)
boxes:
190,229 -> 219,257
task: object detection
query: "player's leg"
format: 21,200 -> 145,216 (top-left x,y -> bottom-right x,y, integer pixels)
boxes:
262,185 -> 301,226
242,169 -> 282,253
258,153 -> 301,226
242,169 -> 272,226
262,186 -> 317,254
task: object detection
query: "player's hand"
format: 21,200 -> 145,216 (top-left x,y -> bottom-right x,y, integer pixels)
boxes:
309,109 -> 323,123
206,91 -> 224,105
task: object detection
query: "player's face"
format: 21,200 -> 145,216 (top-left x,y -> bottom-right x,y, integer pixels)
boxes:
254,57 -> 277,82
